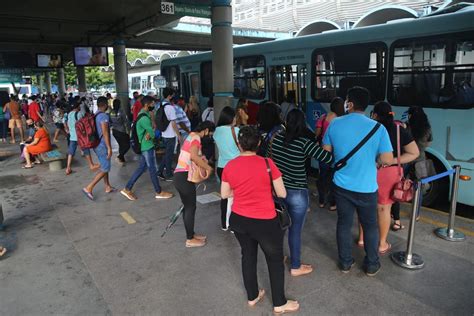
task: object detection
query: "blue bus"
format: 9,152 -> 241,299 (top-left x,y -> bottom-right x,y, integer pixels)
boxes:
161,8 -> 474,207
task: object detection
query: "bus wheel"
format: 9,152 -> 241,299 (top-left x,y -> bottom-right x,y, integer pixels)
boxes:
421,155 -> 449,207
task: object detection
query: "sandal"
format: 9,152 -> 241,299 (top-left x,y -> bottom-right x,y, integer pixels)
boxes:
22,165 -> 33,169
391,222 -> 405,231
82,188 -> 94,201
379,242 -> 392,255
105,187 -> 118,194
0,246 -> 6,257
248,289 -> 265,307
273,300 -> 299,315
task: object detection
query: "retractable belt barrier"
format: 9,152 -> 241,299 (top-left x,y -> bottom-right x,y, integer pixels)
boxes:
391,165 -> 467,270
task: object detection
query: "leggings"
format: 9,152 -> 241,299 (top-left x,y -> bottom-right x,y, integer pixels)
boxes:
112,129 -> 130,161
217,167 -> 227,229
174,172 -> 197,239
230,212 -> 287,307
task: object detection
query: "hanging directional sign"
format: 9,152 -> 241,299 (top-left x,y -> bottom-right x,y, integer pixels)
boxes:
161,2 -> 211,18
154,75 -> 167,88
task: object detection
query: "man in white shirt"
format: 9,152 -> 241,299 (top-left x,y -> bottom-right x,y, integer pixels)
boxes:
158,87 -> 180,181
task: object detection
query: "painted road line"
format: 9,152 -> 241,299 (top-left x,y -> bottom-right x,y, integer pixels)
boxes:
400,211 -> 474,237
120,212 -> 136,224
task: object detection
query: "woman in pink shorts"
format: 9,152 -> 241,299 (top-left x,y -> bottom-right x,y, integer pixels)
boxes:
359,102 -> 419,254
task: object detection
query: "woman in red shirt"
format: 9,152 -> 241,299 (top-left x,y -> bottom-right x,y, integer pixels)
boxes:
221,126 -> 299,314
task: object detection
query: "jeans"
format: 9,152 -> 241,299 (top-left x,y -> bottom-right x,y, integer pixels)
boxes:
112,129 -> 130,161
317,162 -> 335,206
334,185 -> 379,270
0,119 -> 7,138
125,148 -> 162,193
285,188 -> 309,269
158,137 -> 176,177
174,172 -> 197,239
230,212 -> 287,307
93,143 -> 111,173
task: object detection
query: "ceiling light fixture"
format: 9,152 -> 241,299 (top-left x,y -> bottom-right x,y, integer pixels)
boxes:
135,27 -> 157,37
144,42 -> 171,46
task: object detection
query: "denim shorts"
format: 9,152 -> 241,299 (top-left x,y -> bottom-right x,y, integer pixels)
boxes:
68,140 -> 90,157
93,143 -> 111,172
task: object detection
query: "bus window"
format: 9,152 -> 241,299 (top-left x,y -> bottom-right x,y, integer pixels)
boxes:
389,35 -> 474,108
201,62 -> 212,97
312,43 -> 386,103
162,66 -> 180,93
131,77 -> 141,91
234,55 -> 266,100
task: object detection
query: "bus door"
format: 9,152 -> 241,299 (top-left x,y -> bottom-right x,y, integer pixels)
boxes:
181,72 -> 201,101
269,64 -> 307,111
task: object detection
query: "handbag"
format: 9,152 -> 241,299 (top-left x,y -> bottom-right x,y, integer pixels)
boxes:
264,158 -> 291,230
187,158 -> 210,183
391,122 -> 414,202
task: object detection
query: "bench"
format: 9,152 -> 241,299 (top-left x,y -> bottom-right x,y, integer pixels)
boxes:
39,149 -> 67,171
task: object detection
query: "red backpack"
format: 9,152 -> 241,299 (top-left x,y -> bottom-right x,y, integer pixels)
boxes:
76,113 -> 100,149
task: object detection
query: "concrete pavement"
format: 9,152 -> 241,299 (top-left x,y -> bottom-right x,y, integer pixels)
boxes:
1,140 -> 473,315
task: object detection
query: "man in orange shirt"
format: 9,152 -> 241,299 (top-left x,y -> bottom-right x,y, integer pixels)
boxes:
4,95 -> 24,143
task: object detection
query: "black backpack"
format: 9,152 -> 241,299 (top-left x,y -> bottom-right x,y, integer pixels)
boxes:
130,113 -> 147,154
155,101 -> 171,132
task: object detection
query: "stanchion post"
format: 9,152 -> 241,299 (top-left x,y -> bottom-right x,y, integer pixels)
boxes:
391,180 -> 425,269
434,165 -> 465,241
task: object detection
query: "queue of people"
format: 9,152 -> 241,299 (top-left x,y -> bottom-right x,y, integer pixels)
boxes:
1,85 -> 433,315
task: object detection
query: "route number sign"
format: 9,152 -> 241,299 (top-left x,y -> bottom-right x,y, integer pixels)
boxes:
161,2 -> 175,15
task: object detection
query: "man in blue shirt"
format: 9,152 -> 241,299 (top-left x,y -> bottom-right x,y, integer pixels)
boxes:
83,97 -> 115,200
323,86 -> 393,276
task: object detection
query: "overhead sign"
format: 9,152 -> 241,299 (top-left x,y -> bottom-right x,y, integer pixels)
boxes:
0,73 -> 21,84
161,2 -> 211,18
161,2 -> 175,15
154,75 -> 167,88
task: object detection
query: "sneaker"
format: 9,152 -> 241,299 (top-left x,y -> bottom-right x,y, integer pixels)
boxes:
158,173 -> 173,182
120,189 -> 137,201
365,264 -> 381,277
340,260 -> 356,274
155,191 -> 174,199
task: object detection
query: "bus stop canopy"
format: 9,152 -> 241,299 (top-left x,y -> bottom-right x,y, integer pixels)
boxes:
0,0 -> 279,63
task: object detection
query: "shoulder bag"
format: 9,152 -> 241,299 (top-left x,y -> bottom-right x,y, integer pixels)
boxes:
334,123 -> 381,171
391,122 -> 414,202
230,126 -> 239,148
264,158 -> 291,230
187,135 -> 211,183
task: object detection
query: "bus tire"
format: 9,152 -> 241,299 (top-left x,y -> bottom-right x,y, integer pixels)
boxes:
421,154 -> 449,207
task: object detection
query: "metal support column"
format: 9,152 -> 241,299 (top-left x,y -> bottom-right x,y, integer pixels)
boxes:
45,72 -> 52,94
77,66 -> 87,97
113,40 -> 129,116
57,68 -> 66,97
211,0 -> 234,122
36,74 -> 43,95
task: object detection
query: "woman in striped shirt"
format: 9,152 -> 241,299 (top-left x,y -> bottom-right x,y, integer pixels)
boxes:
267,109 -> 333,277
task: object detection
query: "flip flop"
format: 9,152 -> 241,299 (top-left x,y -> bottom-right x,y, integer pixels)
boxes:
379,242 -> 392,255
391,223 -> 405,231
356,240 -> 364,248
106,187 -> 118,194
22,165 -> 34,169
248,289 -> 265,307
82,188 -> 94,201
